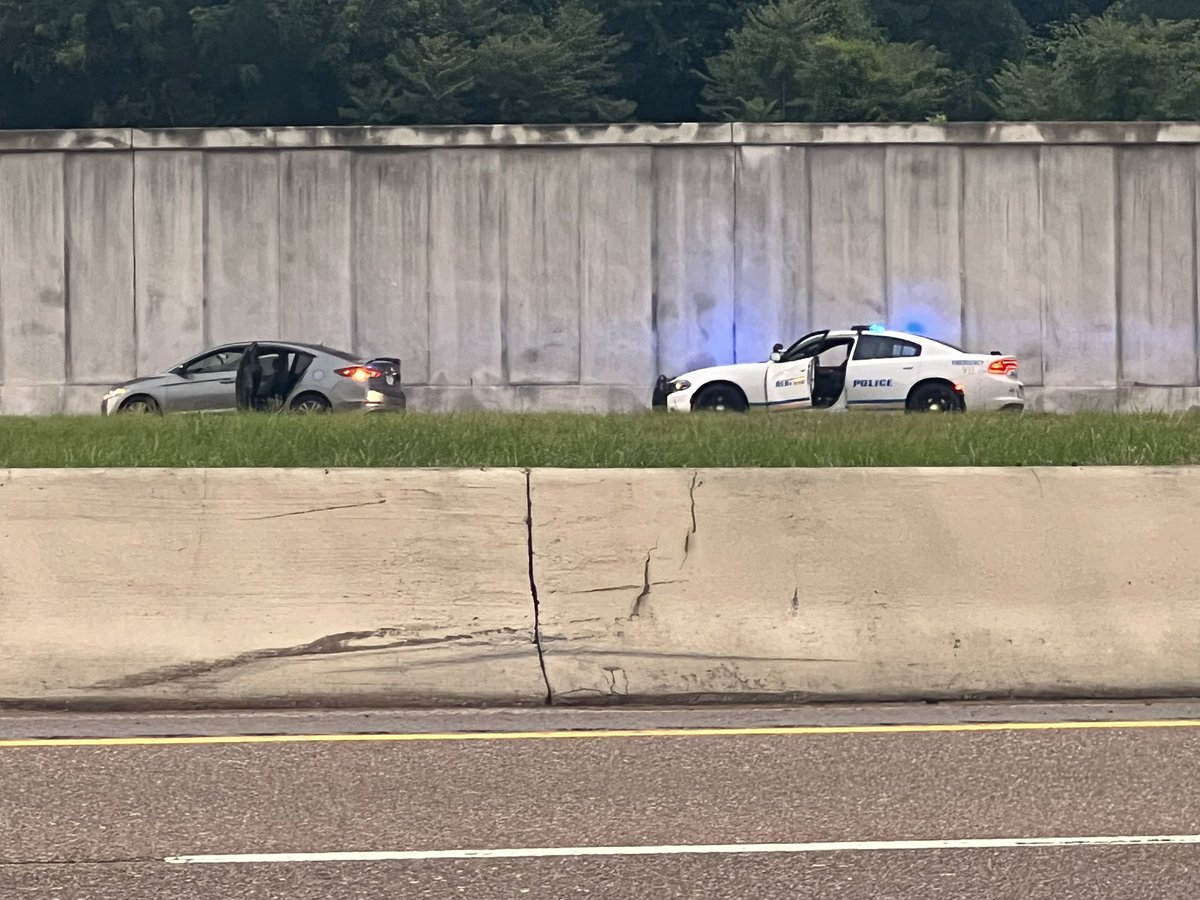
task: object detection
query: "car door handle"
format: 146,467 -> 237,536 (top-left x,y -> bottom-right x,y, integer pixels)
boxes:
902,366 -> 914,370
220,378 -> 235,384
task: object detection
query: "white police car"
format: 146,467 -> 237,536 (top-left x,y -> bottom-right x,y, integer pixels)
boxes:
651,325 -> 1024,413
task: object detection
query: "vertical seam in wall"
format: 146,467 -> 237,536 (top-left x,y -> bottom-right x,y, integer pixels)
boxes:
276,150 -> 284,337
880,146 -> 890,325
1035,147 -> 1046,388
805,148 -> 814,331
1113,149 -> 1123,387
130,143 -> 140,377
425,151 -> 433,386
0,154 -> 5,392
499,153 -> 510,387
1193,146 -> 1199,388
61,153 -> 72,391
958,146 -> 968,347
731,144 -> 739,364
650,149 -> 660,377
1038,146 -> 1048,389
576,152 -> 584,386
349,152 -> 360,355
201,153 -> 211,349
525,468 -> 552,705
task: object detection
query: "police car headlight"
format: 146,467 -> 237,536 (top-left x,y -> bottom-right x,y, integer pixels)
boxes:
671,379 -> 691,393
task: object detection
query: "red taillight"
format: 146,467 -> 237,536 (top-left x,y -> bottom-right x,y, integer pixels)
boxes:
988,357 -> 1018,376
335,366 -> 381,382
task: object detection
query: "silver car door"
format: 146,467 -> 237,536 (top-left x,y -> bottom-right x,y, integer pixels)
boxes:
164,347 -> 245,412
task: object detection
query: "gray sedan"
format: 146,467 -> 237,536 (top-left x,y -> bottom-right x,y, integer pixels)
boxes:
100,341 -> 406,415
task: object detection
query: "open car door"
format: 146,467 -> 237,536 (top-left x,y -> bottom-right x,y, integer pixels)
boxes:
234,342 -> 261,412
762,355 -> 816,411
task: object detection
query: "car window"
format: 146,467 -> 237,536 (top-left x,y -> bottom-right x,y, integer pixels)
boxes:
184,348 -> 245,374
257,351 -> 287,375
853,335 -> 922,360
781,332 -> 829,362
817,342 -> 850,367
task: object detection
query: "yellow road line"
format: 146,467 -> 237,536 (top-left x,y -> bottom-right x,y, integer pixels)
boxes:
3,718 -> 1200,748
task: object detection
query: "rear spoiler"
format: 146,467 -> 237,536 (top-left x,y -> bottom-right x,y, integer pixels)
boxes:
364,357 -> 402,380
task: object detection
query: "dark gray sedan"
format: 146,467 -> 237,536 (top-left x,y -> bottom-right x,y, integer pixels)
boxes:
100,341 -> 406,415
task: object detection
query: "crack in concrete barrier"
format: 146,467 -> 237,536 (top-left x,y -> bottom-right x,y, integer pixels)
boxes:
602,666 -> 629,697
241,499 -> 387,521
630,547 -> 656,619
683,471 -> 699,561
88,627 -> 528,690
525,469 -> 553,704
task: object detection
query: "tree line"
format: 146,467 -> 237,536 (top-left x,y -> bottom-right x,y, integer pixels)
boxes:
2,0 -> 1198,129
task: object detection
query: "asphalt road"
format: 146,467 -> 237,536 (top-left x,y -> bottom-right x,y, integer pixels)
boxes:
4,702 -> 1200,898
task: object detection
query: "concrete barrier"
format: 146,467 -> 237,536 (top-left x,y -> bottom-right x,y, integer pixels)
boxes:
530,467 -> 1200,703
0,467 -> 546,708
6,465 -> 1200,709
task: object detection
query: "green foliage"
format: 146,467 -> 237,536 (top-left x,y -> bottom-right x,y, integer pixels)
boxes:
341,0 -> 634,125
995,12 -> 1200,119
469,2 -> 635,122
0,0 -> 1197,127
1111,0 -> 1200,19
590,0 -> 757,121
701,0 -> 956,121
1012,0 -> 1118,33
868,0 -> 1028,116
0,0 -> 216,126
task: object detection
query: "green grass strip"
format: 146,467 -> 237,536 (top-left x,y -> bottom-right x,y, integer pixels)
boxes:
2,410 -> 1199,468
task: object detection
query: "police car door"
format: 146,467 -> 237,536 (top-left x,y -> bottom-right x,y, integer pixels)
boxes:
845,334 -> 920,409
763,355 -> 816,411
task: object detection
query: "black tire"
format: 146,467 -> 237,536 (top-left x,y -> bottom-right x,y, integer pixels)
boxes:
290,392 -> 332,413
692,383 -> 748,412
118,394 -> 161,415
907,382 -> 962,413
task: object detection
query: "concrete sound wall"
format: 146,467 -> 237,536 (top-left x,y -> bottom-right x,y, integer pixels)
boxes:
4,123 -> 1200,415
3,465 -> 1200,710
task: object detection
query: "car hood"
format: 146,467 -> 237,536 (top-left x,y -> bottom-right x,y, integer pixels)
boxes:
673,361 -> 768,382
108,374 -> 173,391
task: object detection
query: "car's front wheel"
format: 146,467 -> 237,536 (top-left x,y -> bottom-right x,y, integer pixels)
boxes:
907,382 -> 962,413
691,383 -> 748,412
290,392 -> 332,413
119,395 -> 160,415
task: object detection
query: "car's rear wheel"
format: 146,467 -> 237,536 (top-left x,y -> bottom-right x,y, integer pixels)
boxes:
692,383 -> 748,412
119,395 -> 160,415
290,392 -> 331,413
907,382 -> 962,413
